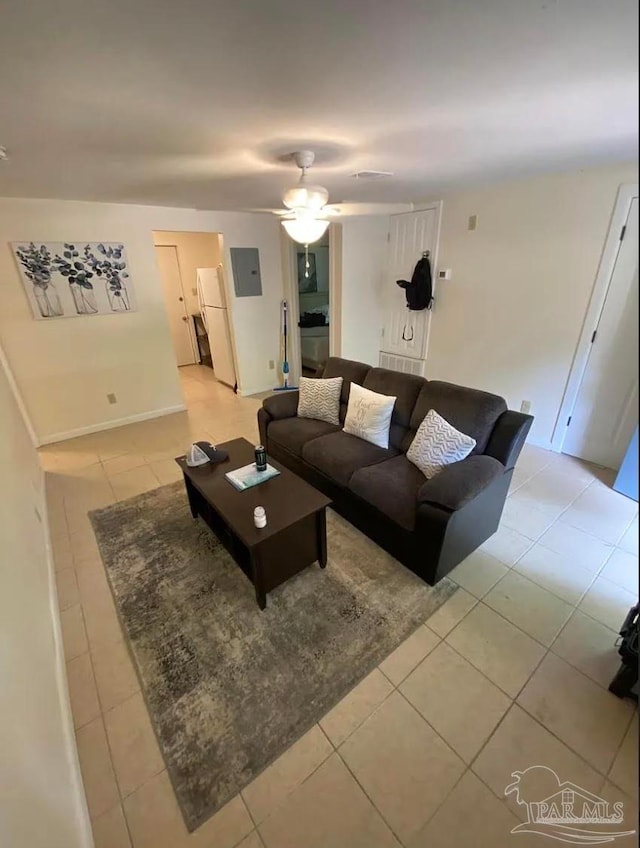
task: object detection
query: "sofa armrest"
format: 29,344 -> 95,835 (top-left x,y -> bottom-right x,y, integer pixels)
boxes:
484,410 -> 533,470
484,409 -> 533,469
417,455 -> 505,511
261,390 -> 299,421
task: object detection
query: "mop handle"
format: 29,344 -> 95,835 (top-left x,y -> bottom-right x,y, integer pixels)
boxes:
282,300 -> 289,377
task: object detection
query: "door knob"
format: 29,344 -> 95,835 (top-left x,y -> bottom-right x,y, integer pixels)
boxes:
178,297 -> 184,302
182,316 -> 188,322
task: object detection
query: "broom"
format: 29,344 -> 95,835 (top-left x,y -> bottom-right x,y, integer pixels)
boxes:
273,299 -> 298,391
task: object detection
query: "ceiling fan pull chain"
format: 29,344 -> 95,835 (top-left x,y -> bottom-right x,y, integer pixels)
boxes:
304,243 -> 310,277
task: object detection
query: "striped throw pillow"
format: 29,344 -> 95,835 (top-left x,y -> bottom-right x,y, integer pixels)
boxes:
407,409 -> 476,479
297,376 -> 343,425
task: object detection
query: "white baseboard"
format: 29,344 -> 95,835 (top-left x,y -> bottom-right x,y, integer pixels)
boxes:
525,433 -> 557,452
237,384 -> 276,397
0,343 -> 39,447
39,404 -> 187,445
41,468 -> 94,848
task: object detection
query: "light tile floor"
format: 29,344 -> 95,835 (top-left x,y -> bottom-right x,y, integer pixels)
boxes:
42,365 -> 639,848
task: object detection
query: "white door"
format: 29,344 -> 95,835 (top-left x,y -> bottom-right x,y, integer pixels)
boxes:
204,306 -> 236,388
562,198 -> 639,469
382,207 -> 440,360
156,246 -> 196,367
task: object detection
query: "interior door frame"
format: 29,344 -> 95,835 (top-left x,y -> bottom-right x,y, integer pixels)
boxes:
328,223 -> 343,359
551,182 -> 639,453
280,229 -> 302,387
217,235 -> 241,392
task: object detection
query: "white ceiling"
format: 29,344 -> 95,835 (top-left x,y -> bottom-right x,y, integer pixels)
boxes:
0,0 -> 637,211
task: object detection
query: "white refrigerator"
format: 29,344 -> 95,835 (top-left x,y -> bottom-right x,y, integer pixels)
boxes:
196,266 -> 237,388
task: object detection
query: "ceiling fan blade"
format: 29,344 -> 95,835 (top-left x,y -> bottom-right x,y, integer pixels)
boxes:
246,207 -> 292,216
247,201 -> 414,218
323,202 -> 413,216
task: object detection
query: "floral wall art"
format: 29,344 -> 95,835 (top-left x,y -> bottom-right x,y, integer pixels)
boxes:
11,241 -> 136,319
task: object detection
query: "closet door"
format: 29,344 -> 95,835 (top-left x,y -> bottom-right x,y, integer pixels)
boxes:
382,207 -> 440,360
562,197 -> 638,469
156,245 -> 197,366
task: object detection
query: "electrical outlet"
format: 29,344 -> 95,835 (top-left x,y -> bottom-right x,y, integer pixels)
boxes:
520,400 -> 532,414
107,393 -> 117,405
468,214 -> 478,231
268,360 -> 275,370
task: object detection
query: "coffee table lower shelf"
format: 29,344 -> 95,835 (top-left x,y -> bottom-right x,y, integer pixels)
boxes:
182,474 -> 327,610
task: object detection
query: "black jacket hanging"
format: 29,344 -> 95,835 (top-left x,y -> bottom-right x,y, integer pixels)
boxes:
396,255 -> 433,310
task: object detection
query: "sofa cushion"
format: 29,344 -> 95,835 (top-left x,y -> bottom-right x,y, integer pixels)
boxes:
268,417 -> 339,457
321,357 -> 372,423
349,455 -> 426,530
404,381 -> 507,455
302,430 -> 398,486
363,368 -> 424,450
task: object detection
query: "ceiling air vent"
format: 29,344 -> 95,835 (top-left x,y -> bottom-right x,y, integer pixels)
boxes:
351,170 -> 394,180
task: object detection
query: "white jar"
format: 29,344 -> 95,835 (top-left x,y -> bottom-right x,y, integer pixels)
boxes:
254,506 -> 267,529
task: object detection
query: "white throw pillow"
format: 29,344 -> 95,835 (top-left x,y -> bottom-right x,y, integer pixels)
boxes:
297,376 -> 343,425
407,409 -> 476,479
343,383 -> 396,449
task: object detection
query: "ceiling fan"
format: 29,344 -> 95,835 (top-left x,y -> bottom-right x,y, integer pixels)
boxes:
272,150 -> 397,244
276,150 -> 331,245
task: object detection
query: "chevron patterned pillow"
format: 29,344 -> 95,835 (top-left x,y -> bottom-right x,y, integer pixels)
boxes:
407,409 -> 476,479
297,376 -> 343,425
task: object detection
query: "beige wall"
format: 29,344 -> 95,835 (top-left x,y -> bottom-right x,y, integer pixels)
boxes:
0,348 -> 91,848
340,216 -> 391,366
152,230 -> 222,317
0,199 -> 283,443
426,163 -> 639,448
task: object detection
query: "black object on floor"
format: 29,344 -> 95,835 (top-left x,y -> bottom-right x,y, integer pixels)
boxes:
609,603 -> 638,701
192,314 -> 212,368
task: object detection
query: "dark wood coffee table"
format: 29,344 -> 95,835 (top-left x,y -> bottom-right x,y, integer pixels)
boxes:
175,437 -> 331,609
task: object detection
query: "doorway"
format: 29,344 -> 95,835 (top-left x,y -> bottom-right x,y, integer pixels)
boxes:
297,233 -> 330,377
153,231 -> 238,392
560,191 -> 639,470
281,224 -> 341,386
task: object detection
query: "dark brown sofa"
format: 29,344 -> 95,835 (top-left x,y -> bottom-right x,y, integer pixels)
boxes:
258,357 -> 533,585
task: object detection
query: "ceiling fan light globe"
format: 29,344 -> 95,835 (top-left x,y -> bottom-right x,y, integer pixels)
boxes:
282,218 -> 330,244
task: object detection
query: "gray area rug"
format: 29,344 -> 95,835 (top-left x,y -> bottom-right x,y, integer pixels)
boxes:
90,481 -> 456,831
